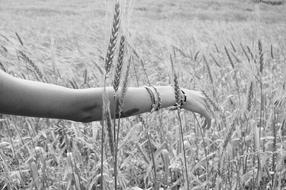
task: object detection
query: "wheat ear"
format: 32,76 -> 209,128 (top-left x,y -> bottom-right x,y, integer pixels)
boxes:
104,0 -> 121,156
223,121 -> 236,150
230,40 -> 236,52
101,1 -> 121,189
104,1 -> 120,74
209,53 -> 221,67
119,56 -> 131,108
113,35 -> 126,190
246,45 -> 255,61
170,54 -> 190,190
258,40 -> 263,73
203,55 -> 214,84
113,35 -> 125,92
224,46 -> 234,69
18,51 -> 45,81
240,43 -> 250,63
15,32 -> 24,46
246,81 -> 254,111
270,44 -> 274,59
0,61 -> 6,72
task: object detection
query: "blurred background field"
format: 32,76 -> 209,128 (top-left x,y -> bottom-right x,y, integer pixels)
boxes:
0,0 -> 286,189
0,0 -> 285,79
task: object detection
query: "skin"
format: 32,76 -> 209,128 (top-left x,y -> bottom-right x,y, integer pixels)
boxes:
116,108 -> 140,118
0,70 -> 212,128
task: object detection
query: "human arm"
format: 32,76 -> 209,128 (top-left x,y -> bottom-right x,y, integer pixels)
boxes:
0,70 -> 211,127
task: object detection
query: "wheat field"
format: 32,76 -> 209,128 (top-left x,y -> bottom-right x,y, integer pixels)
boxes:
0,0 -> 286,189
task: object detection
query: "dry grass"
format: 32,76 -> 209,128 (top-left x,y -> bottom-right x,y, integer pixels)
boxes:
1,0 -> 286,189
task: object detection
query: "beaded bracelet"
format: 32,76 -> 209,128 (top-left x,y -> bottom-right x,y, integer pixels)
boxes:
145,86 -> 186,111
180,89 -> 187,107
171,89 -> 187,110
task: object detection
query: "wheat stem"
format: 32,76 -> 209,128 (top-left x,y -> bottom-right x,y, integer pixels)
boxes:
170,54 -> 190,190
224,46 -> 234,69
101,1 -> 121,188
113,35 -> 126,190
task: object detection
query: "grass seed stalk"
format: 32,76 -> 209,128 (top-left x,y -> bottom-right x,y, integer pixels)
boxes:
101,1 -> 120,189
170,54 -> 190,190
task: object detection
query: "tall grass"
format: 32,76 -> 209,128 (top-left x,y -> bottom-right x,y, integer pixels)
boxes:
0,0 -> 286,189
170,54 -> 190,190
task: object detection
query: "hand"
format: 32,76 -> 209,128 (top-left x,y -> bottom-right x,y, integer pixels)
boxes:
181,89 -> 212,129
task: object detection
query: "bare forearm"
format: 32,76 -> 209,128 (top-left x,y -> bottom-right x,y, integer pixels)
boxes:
72,86 -> 177,122
0,71 -> 177,122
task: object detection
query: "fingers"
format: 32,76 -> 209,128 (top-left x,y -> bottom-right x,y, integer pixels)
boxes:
195,111 -> 211,129
184,89 -> 213,129
201,111 -> 212,129
202,118 -> 207,129
200,96 -> 213,129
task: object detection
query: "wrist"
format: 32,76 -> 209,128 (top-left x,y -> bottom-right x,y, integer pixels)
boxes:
148,86 -> 188,110
151,86 -> 177,109
179,89 -> 187,108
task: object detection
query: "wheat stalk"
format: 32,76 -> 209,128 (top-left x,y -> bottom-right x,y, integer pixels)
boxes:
203,55 -> 217,99
118,56 -> 131,108
114,56 -> 131,189
101,1 -> 121,189
240,43 -> 250,63
173,45 -> 191,58
113,35 -> 125,92
105,105 -> 114,156
214,43 -> 220,53
231,51 -> 241,63
270,44 -> 274,59
224,46 -> 234,69
170,54 -> 190,190
18,51 -> 45,82
0,61 -> 6,72
112,35 -> 125,143
256,39 -> 264,188
246,45 -> 255,61
113,35 -> 126,190
271,107 -> 277,187
194,50 -> 200,62
129,48 -> 160,188
202,90 -> 221,112
209,53 -> 221,67
104,0 -> 120,74
258,40 -> 263,73
15,32 -> 24,46
246,81 -> 254,111
128,43 -> 151,85
203,55 -> 214,84
223,121 -> 236,150
230,41 -> 236,52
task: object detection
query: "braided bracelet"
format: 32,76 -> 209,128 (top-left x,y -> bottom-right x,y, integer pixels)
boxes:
145,86 -> 162,112
145,86 -> 156,112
